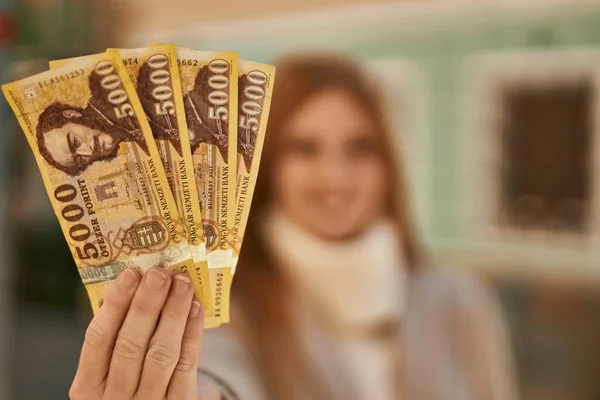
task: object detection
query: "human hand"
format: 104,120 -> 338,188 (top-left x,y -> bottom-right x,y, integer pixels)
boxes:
69,267 -> 205,400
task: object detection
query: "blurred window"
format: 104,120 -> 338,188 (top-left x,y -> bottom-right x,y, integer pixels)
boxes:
500,81 -> 592,232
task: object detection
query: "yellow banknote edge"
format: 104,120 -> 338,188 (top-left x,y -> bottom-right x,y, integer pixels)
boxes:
175,48 -> 238,324
232,60 -> 275,268
4,51 -> 197,314
214,60 -> 276,324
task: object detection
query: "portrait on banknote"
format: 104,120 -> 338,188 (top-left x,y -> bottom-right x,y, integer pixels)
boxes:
36,102 -> 147,176
36,69 -> 149,176
183,65 -> 229,161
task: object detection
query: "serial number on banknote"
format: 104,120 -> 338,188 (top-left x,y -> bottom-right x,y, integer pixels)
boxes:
38,69 -> 86,88
122,58 -> 139,65
177,59 -> 199,67
214,272 -> 224,316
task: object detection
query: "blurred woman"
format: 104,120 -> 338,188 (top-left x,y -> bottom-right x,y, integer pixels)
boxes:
68,52 -> 518,400
199,53 -> 518,400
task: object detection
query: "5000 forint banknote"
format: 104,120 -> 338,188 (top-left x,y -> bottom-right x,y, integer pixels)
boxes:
3,52 -> 197,313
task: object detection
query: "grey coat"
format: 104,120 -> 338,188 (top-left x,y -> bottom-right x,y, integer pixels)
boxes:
198,268 -> 519,400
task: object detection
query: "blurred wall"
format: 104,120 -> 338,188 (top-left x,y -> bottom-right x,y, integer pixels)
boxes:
111,0 -> 423,40
0,3 -> 14,400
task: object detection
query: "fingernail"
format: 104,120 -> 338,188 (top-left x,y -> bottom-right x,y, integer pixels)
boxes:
146,268 -> 168,290
190,300 -> 202,318
173,274 -> 191,294
117,268 -> 139,289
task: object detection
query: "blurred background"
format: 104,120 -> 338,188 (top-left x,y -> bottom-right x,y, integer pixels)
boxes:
2,0 -> 600,398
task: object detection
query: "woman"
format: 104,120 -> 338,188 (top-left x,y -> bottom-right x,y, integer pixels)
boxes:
69,53 -> 518,400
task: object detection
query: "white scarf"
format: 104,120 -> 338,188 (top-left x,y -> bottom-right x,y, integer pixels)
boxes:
261,208 -> 407,331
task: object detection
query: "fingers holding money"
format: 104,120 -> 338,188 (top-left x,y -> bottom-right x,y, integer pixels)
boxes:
103,267 -> 172,398
70,267 -> 205,400
135,273 -> 195,400
70,268 -> 141,400
167,299 -> 205,399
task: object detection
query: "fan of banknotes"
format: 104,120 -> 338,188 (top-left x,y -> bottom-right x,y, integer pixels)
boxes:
2,44 -> 275,328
